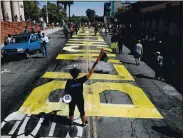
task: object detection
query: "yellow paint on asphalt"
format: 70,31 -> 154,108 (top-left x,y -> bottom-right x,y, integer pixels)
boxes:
69,39 -> 104,42
56,55 -> 121,64
72,35 -> 99,38
66,43 -> 108,47
42,68 -> 133,81
63,46 -> 112,53
18,81 -> 162,118
56,54 -> 116,61
16,27 -> 162,123
114,64 -> 134,81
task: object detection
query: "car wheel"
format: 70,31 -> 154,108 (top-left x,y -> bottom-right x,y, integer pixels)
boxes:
25,52 -> 30,59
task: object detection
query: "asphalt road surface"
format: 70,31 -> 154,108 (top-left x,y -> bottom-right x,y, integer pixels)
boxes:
1,28 -> 183,138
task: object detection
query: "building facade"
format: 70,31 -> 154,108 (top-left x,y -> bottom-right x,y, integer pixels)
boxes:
138,1 -> 181,38
1,1 -> 25,22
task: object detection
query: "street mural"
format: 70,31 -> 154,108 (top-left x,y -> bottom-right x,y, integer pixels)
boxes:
1,28 -> 162,138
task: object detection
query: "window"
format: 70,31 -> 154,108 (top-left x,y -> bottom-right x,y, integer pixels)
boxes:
30,35 -> 38,43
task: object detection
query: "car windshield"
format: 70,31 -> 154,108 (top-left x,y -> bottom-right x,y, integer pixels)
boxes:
10,35 -> 28,43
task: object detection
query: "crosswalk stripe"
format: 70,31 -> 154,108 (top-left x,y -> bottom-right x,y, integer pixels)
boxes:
48,122 -> 56,137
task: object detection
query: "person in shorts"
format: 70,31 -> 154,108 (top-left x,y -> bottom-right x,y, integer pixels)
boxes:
134,40 -> 143,65
64,61 -> 98,128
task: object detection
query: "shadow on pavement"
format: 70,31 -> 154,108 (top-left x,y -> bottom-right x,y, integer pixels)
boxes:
31,56 -> 44,59
1,56 -> 25,64
121,61 -> 136,65
36,111 -> 82,127
152,126 -> 183,138
133,74 -> 155,80
133,74 -> 168,83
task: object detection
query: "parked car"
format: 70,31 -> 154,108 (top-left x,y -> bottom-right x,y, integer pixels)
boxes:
1,34 -> 41,59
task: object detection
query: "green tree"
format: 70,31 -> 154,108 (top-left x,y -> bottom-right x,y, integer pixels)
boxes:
86,9 -> 96,22
23,1 -> 40,21
41,3 -> 66,24
57,1 -> 68,11
81,16 -> 89,23
115,6 -> 130,24
57,1 -> 74,20
67,1 -> 74,20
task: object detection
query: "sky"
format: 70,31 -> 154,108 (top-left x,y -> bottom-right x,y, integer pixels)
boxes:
67,2 -> 104,16
39,2 -> 104,16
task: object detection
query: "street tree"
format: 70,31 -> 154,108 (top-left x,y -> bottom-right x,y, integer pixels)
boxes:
81,16 -> 89,23
86,9 -> 96,22
57,1 -> 68,11
57,1 -> 74,20
115,6 -> 130,24
23,1 -> 40,21
41,3 -> 66,24
67,1 -> 74,20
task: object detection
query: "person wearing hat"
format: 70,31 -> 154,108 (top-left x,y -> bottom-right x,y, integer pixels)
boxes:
41,33 -> 49,58
154,51 -> 163,80
134,40 -> 143,65
64,61 -> 98,128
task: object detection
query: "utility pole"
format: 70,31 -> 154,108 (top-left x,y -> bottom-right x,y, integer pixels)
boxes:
46,1 -> 49,24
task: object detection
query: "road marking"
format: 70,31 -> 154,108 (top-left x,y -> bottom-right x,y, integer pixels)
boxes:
92,117 -> 97,138
69,39 -> 104,42
66,43 -> 108,47
1,68 -> 11,74
56,53 -> 116,62
48,122 -> 56,136
18,80 -> 162,118
87,118 -> 91,138
1,27 -> 164,138
42,69 -> 134,81
9,121 -> 21,135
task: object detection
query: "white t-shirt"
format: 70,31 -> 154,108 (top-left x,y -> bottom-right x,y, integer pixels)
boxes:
41,36 -> 49,43
134,43 -> 143,55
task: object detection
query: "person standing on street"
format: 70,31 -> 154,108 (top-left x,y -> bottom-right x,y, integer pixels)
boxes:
134,40 -> 143,65
41,33 -> 49,58
94,24 -> 98,36
118,34 -> 124,54
64,61 -> 98,128
154,51 -> 163,80
111,33 -> 117,53
75,23 -> 79,35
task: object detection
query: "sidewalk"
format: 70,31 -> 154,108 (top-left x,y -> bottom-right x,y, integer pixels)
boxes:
100,32 -> 183,133
41,27 -> 62,35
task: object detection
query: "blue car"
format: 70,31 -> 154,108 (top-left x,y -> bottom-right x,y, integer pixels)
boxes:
1,34 -> 42,59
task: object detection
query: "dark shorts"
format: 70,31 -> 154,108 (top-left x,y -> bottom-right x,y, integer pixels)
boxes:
69,97 -> 85,117
134,53 -> 141,59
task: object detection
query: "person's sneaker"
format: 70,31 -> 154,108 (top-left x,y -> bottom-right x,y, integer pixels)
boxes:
69,121 -> 74,127
81,120 -> 88,128
81,123 -> 87,128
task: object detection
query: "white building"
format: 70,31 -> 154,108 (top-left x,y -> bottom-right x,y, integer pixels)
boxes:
1,1 -> 25,22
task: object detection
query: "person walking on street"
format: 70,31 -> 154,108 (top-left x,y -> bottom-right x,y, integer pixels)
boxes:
64,61 -> 98,128
75,23 -> 79,35
94,24 -> 98,36
41,33 -> 49,58
70,25 -> 74,38
154,51 -> 163,80
118,34 -> 124,54
111,33 -> 117,53
134,40 -> 143,65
